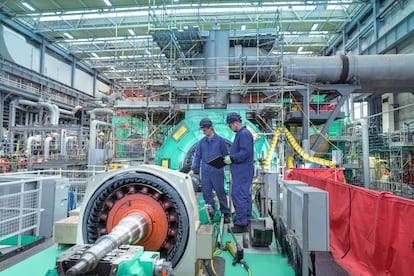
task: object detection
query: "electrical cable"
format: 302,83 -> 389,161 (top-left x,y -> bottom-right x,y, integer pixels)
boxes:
203,260 -> 215,276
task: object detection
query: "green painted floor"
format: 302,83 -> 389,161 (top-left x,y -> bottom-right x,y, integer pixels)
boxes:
0,230 -> 294,276
0,245 -> 67,276
216,233 -> 295,276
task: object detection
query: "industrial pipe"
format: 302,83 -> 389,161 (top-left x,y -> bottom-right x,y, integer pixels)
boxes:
66,214 -> 149,276
44,136 -> 53,160
87,108 -> 114,120
17,99 -> 60,125
26,135 -> 41,156
59,105 -> 82,116
283,54 -> 414,93
63,136 -> 76,156
89,120 -> 111,150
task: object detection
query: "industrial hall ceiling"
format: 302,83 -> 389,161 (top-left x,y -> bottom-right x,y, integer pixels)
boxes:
0,1 -> 369,87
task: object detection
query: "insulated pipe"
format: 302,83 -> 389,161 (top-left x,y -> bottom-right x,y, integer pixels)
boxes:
63,136 -> 76,156
283,54 -> 414,93
89,120 -> 111,150
17,99 -> 60,125
59,105 -> 82,116
26,135 -> 41,156
44,136 -> 53,160
87,108 -> 114,120
66,214 -> 149,276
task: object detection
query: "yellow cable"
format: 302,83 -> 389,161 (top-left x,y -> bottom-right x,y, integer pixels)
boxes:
288,91 -> 341,151
264,127 -> 281,168
284,127 -> 336,167
210,249 -> 223,276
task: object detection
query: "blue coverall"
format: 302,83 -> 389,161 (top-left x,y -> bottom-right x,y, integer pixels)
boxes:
228,126 -> 254,226
191,134 -> 230,215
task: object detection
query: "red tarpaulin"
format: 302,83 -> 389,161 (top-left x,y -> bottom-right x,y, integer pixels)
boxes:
285,168 -> 414,276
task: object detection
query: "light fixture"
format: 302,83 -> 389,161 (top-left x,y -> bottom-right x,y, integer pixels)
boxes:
103,0 -> 112,7
128,29 -> 135,36
241,25 -> 246,31
311,24 -> 318,31
63,32 -> 73,39
91,52 -> 99,58
22,2 -> 35,11
297,47 -> 303,52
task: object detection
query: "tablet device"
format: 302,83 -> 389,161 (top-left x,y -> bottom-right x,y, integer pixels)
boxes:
207,156 -> 227,169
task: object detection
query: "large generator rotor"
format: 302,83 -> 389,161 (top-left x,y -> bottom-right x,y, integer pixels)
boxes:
81,171 -> 190,267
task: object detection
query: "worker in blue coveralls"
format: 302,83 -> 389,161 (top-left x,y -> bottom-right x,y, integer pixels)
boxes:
223,112 -> 254,233
189,118 -> 231,224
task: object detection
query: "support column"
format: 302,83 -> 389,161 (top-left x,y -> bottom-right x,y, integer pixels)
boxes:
297,87 -> 310,153
71,56 -> 76,87
361,117 -> 371,188
310,85 -> 356,153
39,37 -> 46,74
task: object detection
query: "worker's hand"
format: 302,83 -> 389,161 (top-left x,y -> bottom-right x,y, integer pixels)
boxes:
188,170 -> 194,176
223,155 -> 232,165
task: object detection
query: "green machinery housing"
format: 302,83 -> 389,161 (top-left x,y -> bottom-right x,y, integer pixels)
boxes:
156,109 -> 269,172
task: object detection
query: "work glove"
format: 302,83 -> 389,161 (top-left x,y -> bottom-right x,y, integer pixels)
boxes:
188,170 -> 194,176
223,155 -> 232,165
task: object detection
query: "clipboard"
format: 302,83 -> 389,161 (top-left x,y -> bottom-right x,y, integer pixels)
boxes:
207,156 -> 227,169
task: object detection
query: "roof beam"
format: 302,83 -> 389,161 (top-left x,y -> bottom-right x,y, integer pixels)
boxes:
0,12 -> 118,87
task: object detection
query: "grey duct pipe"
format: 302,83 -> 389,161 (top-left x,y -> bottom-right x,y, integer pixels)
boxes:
229,46 -> 275,80
283,54 -> 414,93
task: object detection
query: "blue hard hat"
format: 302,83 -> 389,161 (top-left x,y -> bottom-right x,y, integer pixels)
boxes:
199,118 -> 212,129
226,112 -> 241,124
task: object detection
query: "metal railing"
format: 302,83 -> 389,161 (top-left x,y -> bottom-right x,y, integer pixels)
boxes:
370,180 -> 414,199
0,169 -> 106,248
0,177 -> 46,246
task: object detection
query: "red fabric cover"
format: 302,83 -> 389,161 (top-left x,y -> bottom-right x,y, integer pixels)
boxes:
285,168 -> 414,276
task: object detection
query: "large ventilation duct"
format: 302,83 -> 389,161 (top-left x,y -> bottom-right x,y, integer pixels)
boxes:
203,29 -> 230,108
229,46 -> 276,81
283,54 -> 414,93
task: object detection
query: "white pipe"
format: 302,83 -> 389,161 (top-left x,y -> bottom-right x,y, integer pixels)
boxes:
17,99 -> 60,125
90,120 -> 112,150
87,108 -> 114,120
27,135 -> 41,156
59,105 -> 82,116
44,136 -> 53,160
64,136 -> 76,156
